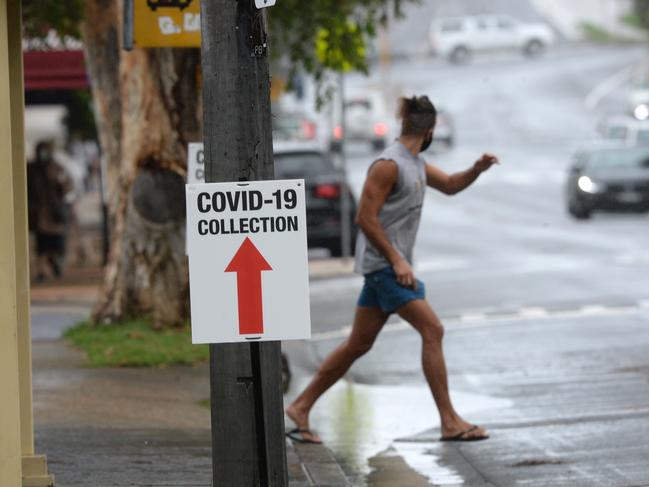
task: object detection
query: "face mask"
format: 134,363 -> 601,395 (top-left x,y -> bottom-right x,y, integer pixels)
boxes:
420,132 -> 433,152
38,149 -> 51,161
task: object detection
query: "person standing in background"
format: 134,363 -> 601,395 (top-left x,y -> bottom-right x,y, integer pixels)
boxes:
28,140 -> 74,281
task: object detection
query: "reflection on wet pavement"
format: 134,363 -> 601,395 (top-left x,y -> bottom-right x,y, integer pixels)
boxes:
366,447 -> 433,486
392,443 -> 465,486
286,377 -> 511,485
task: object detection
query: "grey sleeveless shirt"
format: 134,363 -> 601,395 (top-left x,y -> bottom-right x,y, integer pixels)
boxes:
354,141 -> 427,274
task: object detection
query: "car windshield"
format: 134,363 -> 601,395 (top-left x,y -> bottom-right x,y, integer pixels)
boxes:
440,20 -> 463,32
587,148 -> 649,169
345,100 -> 372,110
274,152 -> 336,179
636,129 -> 649,144
605,125 -> 628,140
272,115 -> 301,139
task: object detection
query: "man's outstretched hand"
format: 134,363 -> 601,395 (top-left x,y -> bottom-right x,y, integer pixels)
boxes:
474,153 -> 499,173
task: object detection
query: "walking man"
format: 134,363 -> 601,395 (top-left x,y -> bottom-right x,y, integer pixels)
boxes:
287,95 -> 498,443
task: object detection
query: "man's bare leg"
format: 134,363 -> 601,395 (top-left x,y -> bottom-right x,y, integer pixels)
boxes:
397,299 -> 489,440
286,306 -> 389,442
36,253 -> 48,281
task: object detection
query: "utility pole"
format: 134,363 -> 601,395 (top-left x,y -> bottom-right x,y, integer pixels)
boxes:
338,72 -> 352,259
200,1 -> 288,486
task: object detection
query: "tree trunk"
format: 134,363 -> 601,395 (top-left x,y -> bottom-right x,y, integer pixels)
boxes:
82,0 -> 202,327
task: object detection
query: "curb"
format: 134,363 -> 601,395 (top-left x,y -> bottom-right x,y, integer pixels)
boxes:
308,258 -> 355,281
288,441 -> 351,487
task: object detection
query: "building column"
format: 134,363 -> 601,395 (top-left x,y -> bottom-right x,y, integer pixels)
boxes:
0,0 -> 26,483
1,0 -> 54,485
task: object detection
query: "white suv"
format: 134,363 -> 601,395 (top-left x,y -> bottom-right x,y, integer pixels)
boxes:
429,15 -> 555,63
329,90 -> 393,152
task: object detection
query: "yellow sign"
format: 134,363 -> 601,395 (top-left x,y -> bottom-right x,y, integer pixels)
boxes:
134,0 -> 201,47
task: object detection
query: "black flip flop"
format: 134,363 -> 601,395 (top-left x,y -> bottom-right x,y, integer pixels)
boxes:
286,428 -> 323,444
440,425 -> 489,442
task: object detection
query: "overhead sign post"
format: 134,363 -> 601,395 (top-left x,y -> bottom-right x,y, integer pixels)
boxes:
124,0 -> 276,49
186,180 -> 311,344
125,0 -> 201,48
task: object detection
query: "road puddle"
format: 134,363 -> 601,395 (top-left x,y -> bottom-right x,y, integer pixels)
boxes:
288,378 -> 510,485
366,444 -> 466,486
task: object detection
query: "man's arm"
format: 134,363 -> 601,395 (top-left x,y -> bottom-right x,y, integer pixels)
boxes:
356,159 -> 416,288
426,153 -> 499,195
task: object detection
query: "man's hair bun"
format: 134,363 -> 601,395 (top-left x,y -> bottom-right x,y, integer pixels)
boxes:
397,95 -> 437,135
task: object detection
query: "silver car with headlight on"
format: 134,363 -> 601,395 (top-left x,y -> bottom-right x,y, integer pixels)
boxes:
566,144 -> 649,219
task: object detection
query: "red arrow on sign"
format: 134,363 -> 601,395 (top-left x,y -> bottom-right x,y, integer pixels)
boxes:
225,237 -> 273,336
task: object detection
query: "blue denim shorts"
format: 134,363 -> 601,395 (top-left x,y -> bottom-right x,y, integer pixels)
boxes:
357,266 -> 425,314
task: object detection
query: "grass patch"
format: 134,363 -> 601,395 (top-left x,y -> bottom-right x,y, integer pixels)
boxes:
580,22 -> 617,43
64,319 -> 209,367
622,13 -> 644,30
197,398 -> 211,409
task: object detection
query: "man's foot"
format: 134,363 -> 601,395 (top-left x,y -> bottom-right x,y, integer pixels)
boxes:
286,428 -> 322,445
49,256 -> 63,278
441,419 -> 489,442
440,425 -> 489,442
286,402 -> 321,443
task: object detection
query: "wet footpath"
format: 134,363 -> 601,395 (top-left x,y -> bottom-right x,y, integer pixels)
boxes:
30,267 -> 352,487
30,266 -> 649,486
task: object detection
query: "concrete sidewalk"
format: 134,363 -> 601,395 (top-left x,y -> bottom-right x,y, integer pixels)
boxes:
29,268 -> 353,487
32,338 -> 350,487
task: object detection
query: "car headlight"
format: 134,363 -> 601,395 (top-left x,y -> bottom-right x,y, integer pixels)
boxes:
577,175 -> 604,193
634,104 -> 649,121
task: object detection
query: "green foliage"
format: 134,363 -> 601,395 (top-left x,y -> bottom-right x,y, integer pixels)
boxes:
622,12 -> 644,30
62,90 -> 98,141
22,0 -> 83,39
65,319 -> 209,367
579,22 -> 616,43
269,0 -> 413,101
634,0 -> 649,29
22,0 -> 415,103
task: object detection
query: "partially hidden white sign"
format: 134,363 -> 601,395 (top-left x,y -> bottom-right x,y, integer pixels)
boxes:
186,180 -> 311,344
255,0 -> 277,8
187,142 -> 204,184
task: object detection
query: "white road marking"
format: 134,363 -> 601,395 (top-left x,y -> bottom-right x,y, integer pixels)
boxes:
580,304 -> 609,315
414,258 -> 469,273
519,307 -> 549,318
584,65 -> 634,110
479,169 -> 565,187
310,301 -> 649,342
615,254 -> 649,265
459,313 -> 488,323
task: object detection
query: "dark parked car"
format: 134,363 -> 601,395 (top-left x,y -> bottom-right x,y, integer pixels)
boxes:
274,142 -> 357,256
272,109 -> 318,142
566,144 -> 649,219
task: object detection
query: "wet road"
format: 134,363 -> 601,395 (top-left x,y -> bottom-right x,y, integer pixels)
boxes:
286,44 -> 649,485
309,43 -> 649,344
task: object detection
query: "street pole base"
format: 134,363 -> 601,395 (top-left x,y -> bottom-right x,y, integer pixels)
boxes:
22,455 -> 54,487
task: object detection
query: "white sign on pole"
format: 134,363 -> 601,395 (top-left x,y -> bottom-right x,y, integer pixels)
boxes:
186,179 -> 311,344
255,0 -> 277,9
187,142 -> 205,184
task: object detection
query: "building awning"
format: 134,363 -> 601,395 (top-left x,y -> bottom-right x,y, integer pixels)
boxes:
23,50 -> 88,91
